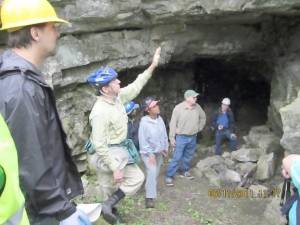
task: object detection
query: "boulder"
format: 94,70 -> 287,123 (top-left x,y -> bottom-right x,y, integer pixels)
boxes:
222,152 -> 232,158
224,158 -> 235,169
203,169 -> 222,187
222,169 -> 241,184
196,155 -> 225,176
231,147 -> 259,162
245,125 -> 281,155
195,156 -> 241,186
236,162 -> 257,177
255,153 -> 275,181
201,167 -> 241,187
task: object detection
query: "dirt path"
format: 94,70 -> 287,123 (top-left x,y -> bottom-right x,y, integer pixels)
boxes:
82,163 -> 277,225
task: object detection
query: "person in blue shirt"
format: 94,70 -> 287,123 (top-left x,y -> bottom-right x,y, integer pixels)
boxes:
125,101 -> 140,151
211,98 -> 237,155
281,154 -> 300,225
138,97 -> 168,208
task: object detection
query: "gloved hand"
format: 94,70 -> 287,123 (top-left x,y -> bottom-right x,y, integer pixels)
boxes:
60,209 -> 92,225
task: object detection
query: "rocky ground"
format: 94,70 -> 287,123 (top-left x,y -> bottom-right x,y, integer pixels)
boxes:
80,162 -> 282,225
78,124 -> 287,225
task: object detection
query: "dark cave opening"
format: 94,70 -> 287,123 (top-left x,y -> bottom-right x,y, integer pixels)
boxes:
193,57 -> 271,142
119,56 -> 272,146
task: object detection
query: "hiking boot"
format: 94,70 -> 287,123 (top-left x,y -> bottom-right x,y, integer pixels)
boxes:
112,207 -> 122,223
101,189 -> 125,224
145,198 -> 155,208
179,171 -> 195,180
165,177 -> 174,186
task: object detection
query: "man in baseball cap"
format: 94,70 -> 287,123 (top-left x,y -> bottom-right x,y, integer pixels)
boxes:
165,90 -> 206,186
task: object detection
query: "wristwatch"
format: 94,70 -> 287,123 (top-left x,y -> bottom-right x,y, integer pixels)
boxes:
0,165 -> 5,196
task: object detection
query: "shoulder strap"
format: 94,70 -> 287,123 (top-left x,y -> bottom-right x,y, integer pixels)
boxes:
0,67 -> 49,88
0,68 -> 23,79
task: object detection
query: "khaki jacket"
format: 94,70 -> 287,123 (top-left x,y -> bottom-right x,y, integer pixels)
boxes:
169,101 -> 206,143
89,70 -> 152,171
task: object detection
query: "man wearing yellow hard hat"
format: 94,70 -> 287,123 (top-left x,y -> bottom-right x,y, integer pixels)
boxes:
0,0 -> 91,225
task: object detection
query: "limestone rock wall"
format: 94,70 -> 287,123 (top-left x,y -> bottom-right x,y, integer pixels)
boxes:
2,0 -> 300,169
45,0 -> 300,168
280,91 -> 300,154
267,20 -> 300,152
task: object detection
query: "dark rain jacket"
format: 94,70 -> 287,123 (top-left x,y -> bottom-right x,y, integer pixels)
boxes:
211,108 -> 236,133
127,119 -> 140,151
0,50 -> 83,221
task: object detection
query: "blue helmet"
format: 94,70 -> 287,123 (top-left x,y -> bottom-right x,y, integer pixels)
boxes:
86,67 -> 118,86
124,101 -> 139,114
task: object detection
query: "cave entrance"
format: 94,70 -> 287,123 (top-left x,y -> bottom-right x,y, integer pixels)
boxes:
193,57 -> 271,143
119,56 -> 271,146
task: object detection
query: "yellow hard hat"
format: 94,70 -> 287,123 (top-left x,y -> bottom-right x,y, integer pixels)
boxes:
0,0 -> 69,32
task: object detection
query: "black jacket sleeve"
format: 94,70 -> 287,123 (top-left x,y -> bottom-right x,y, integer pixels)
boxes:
3,78 -> 75,220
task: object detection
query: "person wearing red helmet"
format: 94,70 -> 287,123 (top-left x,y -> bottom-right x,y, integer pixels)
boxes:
139,97 -> 168,208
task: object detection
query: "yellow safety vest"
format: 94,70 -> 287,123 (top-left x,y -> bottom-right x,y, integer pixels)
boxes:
0,114 -> 30,225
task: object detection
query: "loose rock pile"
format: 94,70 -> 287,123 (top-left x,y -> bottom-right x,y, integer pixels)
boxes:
194,125 -> 282,190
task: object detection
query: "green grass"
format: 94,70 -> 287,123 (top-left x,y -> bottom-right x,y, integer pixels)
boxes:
187,208 -> 213,225
115,195 -> 172,224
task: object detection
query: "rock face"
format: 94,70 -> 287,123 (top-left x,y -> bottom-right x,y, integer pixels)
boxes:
280,91 -> 300,154
195,155 -> 242,187
255,153 -> 275,181
236,162 -> 257,176
49,1 -> 300,165
267,19 -> 300,151
231,147 -> 259,162
2,0 -> 300,169
244,125 -> 282,155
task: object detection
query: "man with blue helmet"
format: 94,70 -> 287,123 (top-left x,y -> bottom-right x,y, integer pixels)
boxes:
125,101 -> 140,151
124,101 -> 140,115
86,67 -> 118,88
87,47 -> 161,224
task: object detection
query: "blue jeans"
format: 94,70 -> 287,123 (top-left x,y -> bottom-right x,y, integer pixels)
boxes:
166,135 -> 197,178
215,129 -> 237,155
